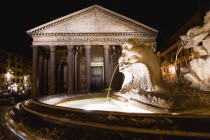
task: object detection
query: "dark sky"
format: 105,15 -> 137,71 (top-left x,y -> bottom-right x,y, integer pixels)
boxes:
2,0 -> 210,61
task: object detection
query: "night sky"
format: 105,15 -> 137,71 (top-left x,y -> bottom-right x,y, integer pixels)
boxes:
2,0 -> 210,61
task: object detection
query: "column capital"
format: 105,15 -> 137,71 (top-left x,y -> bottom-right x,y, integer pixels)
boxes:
103,45 -> 109,49
79,46 -> 83,53
85,45 -> 91,49
67,45 -> 74,52
32,45 -> 39,51
50,46 -> 56,52
74,46 -> 79,55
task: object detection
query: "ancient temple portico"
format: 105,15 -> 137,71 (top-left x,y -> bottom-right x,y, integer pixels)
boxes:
27,5 -> 158,97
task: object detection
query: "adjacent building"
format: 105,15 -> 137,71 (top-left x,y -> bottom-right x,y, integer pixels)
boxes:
27,5 -> 158,97
160,10 -> 207,85
0,49 -> 32,92
160,41 -> 195,84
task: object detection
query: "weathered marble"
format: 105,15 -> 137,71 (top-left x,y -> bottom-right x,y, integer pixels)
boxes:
114,38 -> 210,110
180,10 -> 210,91
26,5 -> 157,46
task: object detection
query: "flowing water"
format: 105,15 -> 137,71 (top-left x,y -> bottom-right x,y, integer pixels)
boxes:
57,98 -> 152,113
106,64 -> 119,104
56,64 -> 152,113
174,41 -> 185,70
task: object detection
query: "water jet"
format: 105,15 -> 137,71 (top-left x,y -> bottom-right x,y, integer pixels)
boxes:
4,10 -> 210,140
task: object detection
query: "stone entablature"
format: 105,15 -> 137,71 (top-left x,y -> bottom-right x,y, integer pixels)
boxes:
27,5 -> 157,46
27,5 -> 158,96
32,35 -> 157,46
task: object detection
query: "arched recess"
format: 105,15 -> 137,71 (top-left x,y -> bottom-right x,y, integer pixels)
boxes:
58,62 -> 68,93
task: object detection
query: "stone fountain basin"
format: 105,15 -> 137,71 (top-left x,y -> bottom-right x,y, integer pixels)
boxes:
4,92 -> 210,140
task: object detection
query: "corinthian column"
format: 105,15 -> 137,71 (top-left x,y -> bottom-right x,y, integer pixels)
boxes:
49,46 -> 56,94
85,45 -> 91,92
103,45 -> 110,88
43,55 -> 48,94
67,45 -> 74,93
38,50 -> 44,95
32,46 -> 39,97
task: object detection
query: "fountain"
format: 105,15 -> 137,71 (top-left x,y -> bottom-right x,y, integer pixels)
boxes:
113,38 -> 210,111
4,11 -> 210,140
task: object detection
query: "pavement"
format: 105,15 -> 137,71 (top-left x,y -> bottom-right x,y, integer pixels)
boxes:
0,104 -> 16,140
0,93 -> 30,140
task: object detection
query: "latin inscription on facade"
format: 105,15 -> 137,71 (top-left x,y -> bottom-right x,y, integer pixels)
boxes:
57,37 -> 129,42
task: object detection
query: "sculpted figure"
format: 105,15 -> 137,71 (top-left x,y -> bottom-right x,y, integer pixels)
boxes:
179,10 -> 210,91
114,11 -> 210,110
114,38 -> 210,109
118,38 -> 168,94
180,10 -> 210,56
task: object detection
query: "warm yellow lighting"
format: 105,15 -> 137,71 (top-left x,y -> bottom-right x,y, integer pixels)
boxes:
169,65 -> 175,74
57,98 -> 152,113
6,72 -> 10,78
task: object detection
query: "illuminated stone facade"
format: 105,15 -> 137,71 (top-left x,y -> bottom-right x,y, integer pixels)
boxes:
160,11 -> 204,85
160,41 -> 195,84
0,49 -> 32,92
27,5 -> 158,97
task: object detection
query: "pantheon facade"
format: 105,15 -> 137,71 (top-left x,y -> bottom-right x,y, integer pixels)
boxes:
27,5 -> 158,97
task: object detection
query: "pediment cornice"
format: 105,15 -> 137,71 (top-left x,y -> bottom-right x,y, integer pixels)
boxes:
27,5 -> 158,36
31,32 -> 157,37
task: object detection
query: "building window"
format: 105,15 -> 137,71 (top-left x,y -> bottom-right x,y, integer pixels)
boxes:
182,50 -> 185,56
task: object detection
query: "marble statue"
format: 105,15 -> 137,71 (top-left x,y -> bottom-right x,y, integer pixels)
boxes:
113,11 -> 210,110
180,10 -> 210,91
114,38 -> 210,110
117,39 -> 168,94
180,10 -> 210,56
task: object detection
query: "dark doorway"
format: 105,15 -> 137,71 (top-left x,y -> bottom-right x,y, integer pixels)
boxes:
58,62 -> 68,93
91,66 -> 103,91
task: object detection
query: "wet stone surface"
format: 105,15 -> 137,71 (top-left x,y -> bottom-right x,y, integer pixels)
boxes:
0,104 -> 14,140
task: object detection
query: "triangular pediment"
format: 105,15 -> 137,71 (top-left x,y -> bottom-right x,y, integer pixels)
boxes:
27,5 -> 157,35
